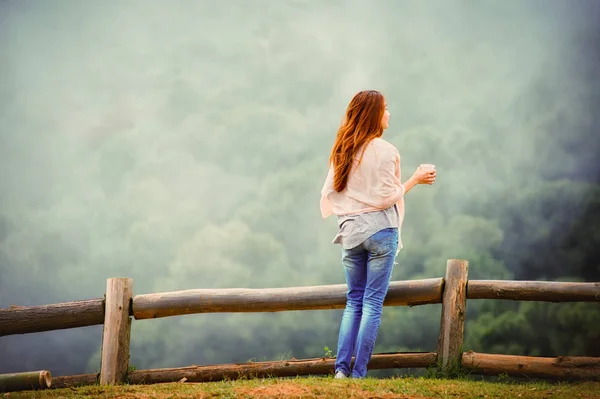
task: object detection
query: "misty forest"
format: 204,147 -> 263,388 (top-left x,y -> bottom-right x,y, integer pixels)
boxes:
1,1 -> 599,377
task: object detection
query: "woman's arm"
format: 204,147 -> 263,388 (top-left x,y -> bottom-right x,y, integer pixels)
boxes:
396,149 -> 436,194
402,168 -> 436,194
401,174 -> 420,195
370,148 -> 436,209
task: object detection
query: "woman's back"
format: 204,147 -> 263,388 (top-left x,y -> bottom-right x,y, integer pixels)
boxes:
321,137 -> 405,220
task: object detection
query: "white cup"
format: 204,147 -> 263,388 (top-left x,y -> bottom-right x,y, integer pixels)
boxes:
420,163 -> 436,172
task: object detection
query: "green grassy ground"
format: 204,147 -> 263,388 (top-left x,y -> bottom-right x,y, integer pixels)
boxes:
3,376 -> 600,399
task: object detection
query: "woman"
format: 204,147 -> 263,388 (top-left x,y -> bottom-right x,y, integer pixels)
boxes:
320,90 -> 436,379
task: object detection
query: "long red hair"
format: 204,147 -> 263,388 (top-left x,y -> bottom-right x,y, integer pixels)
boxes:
329,90 -> 385,192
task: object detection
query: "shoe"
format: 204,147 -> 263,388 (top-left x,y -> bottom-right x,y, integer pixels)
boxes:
334,370 -> 348,379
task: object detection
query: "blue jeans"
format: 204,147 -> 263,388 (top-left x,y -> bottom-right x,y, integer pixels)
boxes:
334,228 -> 398,378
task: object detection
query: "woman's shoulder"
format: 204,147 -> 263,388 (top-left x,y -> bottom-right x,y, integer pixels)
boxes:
369,137 -> 399,154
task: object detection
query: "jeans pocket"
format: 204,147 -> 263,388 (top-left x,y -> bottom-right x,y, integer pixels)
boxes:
366,228 -> 398,255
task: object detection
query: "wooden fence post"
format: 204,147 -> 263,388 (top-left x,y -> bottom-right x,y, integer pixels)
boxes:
100,278 -> 133,385
437,259 -> 469,372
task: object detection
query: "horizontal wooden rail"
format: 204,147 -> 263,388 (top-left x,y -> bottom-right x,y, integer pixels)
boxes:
49,351 -> 600,388
462,351 -> 600,380
132,278 -> 444,320
0,299 -> 105,337
2,279 -> 597,337
127,352 -> 437,384
467,281 -> 600,302
52,373 -> 99,389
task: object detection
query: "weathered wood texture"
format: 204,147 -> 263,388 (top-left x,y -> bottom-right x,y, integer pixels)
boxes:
437,259 -> 469,370
462,351 -> 600,380
51,373 -> 99,389
100,278 -> 133,385
127,352 -> 438,384
132,278 -> 444,319
468,280 -> 600,302
0,299 -> 104,336
0,370 -> 52,392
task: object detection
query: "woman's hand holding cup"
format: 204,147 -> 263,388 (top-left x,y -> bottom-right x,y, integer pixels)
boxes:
414,164 -> 436,185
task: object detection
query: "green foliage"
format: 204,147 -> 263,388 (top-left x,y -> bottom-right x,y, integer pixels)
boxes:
465,301 -> 600,357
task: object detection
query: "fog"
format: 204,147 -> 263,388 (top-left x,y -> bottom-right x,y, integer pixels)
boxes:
1,0 -> 599,376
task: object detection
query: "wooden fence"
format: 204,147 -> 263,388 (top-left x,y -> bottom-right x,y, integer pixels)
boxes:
1,259 -> 599,392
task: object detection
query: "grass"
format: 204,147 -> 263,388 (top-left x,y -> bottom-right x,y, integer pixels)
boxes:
3,376 -> 600,399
